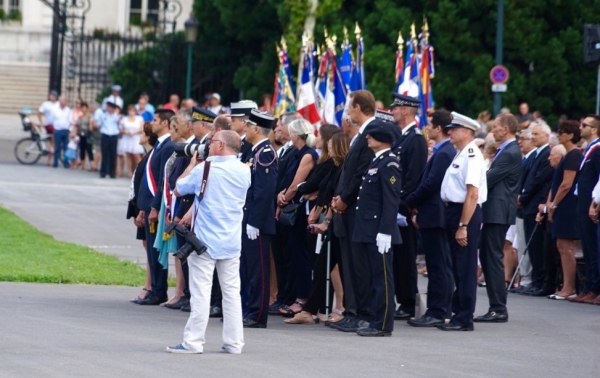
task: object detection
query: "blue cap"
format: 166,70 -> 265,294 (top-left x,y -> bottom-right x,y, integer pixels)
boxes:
364,119 -> 395,144
390,93 -> 421,108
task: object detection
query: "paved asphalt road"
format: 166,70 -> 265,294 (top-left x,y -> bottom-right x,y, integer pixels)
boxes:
1,126 -> 600,377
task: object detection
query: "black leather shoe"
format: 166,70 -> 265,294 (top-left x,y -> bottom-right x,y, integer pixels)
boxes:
394,309 -> 414,320
437,322 -> 474,331
180,299 -> 191,312
243,318 -> 267,328
407,316 -> 445,327
136,294 -> 167,305
357,327 -> 392,337
329,316 -> 353,330
530,288 -> 555,297
268,302 -> 283,315
474,311 -> 508,323
209,306 -> 223,318
164,297 -> 187,310
518,285 -> 540,296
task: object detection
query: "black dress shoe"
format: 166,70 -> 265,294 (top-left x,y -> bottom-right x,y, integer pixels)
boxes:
164,297 -> 187,310
518,285 -> 540,296
530,288 -> 555,297
357,327 -> 392,337
180,299 -> 191,312
209,306 -> 223,318
338,319 -> 370,333
407,316 -> 445,327
268,302 -> 283,315
137,294 -> 168,306
394,309 -> 414,320
437,322 -> 474,331
474,311 -> 508,323
329,316 -> 353,330
243,318 -> 267,328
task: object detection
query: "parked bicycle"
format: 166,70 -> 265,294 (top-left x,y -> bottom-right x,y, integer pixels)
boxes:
14,110 -> 61,165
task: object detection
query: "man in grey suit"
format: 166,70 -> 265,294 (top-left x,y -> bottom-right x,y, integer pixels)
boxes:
475,113 -> 522,323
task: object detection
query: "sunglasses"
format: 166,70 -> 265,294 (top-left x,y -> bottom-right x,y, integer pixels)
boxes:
581,122 -> 593,128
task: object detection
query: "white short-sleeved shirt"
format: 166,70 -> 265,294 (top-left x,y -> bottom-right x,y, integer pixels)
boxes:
39,100 -> 58,125
52,106 -> 72,131
176,155 -> 251,260
440,139 -> 488,204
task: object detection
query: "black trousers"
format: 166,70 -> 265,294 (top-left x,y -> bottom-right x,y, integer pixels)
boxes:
272,222 -> 295,305
79,135 -> 94,161
523,214 -> 546,289
392,222 -> 418,315
578,212 -> 600,293
445,203 -> 482,328
479,223 -> 510,313
288,213 -> 312,299
176,234 -> 190,299
420,227 -> 453,320
100,134 -> 118,177
361,242 -> 395,332
338,211 -> 371,321
542,226 -> 560,292
304,230 -> 342,315
240,232 -> 271,325
144,213 -> 168,298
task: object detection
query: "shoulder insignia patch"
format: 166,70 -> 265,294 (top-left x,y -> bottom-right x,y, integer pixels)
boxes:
379,155 -> 384,159
263,148 -> 272,153
468,148 -> 474,153
390,176 -> 397,185
415,128 -> 422,135
387,162 -> 400,168
468,155 -> 475,158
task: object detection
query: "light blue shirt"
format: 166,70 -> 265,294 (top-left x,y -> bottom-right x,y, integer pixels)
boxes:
101,111 -> 121,136
433,138 -> 450,153
496,137 -> 516,156
176,155 -> 251,259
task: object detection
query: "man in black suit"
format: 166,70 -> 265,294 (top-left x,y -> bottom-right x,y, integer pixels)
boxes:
516,123 -> 553,296
406,110 -> 455,327
240,110 -> 278,329
330,90 -> 377,332
571,115 -> 600,304
269,112 -> 304,314
352,121 -> 402,337
390,93 -> 428,319
475,113 -> 522,323
135,108 -> 176,305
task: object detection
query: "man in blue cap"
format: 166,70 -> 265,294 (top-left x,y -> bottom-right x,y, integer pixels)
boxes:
352,120 -> 402,337
102,84 -> 124,110
389,93 -> 428,320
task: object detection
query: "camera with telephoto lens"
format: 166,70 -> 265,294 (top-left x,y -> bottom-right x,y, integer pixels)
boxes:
173,142 -> 209,160
164,222 -> 207,261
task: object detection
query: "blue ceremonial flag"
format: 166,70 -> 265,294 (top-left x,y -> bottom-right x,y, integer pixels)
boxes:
340,43 -> 353,92
350,36 -> 365,91
332,56 -> 348,126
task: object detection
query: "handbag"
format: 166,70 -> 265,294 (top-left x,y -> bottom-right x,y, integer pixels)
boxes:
278,203 -> 302,226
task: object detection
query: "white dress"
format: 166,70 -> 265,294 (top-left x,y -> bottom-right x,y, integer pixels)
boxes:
119,116 -> 145,154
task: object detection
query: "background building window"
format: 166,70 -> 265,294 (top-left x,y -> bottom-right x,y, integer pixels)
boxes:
129,0 -> 160,27
9,0 -> 19,12
1,0 -> 21,21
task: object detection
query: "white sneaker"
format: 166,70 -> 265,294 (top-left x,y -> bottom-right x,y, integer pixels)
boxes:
166,343 -> 202,354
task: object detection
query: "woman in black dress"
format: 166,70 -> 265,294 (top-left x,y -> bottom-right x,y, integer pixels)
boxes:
544,120 -> 581,300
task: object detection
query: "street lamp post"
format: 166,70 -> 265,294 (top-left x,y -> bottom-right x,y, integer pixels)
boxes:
184,14 -> 199,99
493,0 -> 504,116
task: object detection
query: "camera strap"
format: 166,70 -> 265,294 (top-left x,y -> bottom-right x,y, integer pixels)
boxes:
191,161 -> 211,233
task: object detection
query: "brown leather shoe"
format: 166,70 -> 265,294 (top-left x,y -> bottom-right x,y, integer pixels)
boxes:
571,292 -> 596,303
583,294 -> 600,304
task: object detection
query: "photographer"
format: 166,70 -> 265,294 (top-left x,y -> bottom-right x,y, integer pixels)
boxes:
167,130 -> 251,355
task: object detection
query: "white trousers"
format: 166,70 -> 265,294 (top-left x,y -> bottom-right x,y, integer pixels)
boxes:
515,217 -> 532,285
182,252 -> 244,354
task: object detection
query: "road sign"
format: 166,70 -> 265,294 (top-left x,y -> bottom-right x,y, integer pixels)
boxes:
490,65 -> 510,84
492,84 -> 507,92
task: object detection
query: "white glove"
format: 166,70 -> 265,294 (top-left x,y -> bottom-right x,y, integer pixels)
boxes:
396,213 -> 408,227
376,233 -> 392,254
247,224 -> 259,240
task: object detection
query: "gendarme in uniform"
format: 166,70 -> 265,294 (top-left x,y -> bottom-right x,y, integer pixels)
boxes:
439,111 -> 487,332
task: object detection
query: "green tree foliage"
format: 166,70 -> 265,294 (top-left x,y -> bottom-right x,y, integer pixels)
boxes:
192,0 -> 600,120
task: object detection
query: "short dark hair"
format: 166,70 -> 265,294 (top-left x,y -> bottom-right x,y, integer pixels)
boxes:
496,113 -> 518,134
558,120 -> 581,144
214,115 -> 231,131
430,110 -> 452,135
155,109 -> 175,124
586,114 -> 600,130
350,90 -> 376,116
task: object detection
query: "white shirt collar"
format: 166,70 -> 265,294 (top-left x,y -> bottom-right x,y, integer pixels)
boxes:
524,149 -> 536,159
536,143 -> 549,154
373,148 -> 391,160
252,138 -> 269,150
157,133 -> 171,144
401,122 -> 416,135
185,135 -> 195,143
199,134 -> 208,144
241,134 -> 247,140
358,117 -> 376,134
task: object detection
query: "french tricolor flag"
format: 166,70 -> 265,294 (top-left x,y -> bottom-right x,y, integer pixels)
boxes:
297,52 -> 321,125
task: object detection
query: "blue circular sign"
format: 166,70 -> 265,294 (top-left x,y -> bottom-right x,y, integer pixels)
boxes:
490,65 -> 509,84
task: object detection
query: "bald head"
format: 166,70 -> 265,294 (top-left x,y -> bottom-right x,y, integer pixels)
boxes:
218,130 -> 241,154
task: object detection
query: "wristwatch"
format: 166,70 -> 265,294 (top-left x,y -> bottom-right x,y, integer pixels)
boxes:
458,222 -> 467,228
